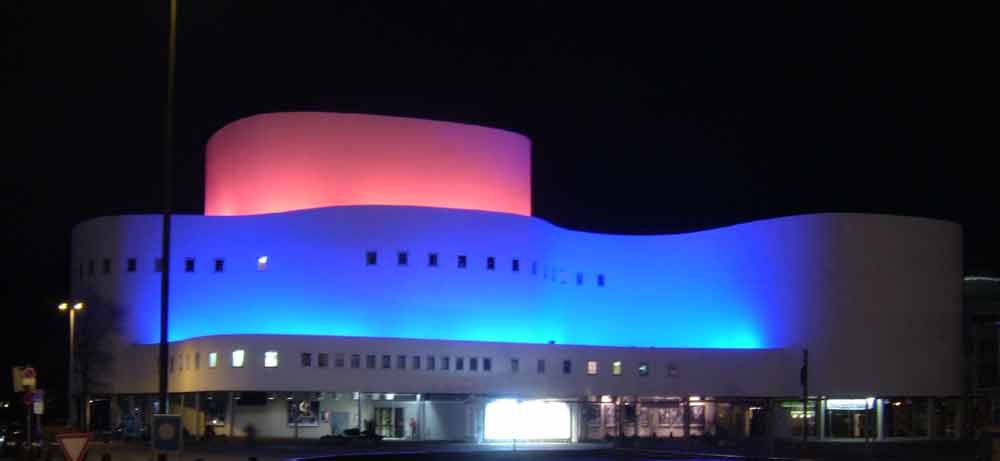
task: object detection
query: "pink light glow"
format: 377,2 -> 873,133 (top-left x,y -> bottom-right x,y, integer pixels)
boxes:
204,112 -> 532,216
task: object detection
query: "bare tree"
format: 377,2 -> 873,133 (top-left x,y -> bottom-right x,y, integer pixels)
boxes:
71,293 -> 123,429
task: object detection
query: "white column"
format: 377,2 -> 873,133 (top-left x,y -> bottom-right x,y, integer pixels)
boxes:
818,400 -> 826,440
876,399 -> 885,440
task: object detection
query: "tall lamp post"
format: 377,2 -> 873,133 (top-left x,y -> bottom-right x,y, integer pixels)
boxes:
59,301 -> 85,429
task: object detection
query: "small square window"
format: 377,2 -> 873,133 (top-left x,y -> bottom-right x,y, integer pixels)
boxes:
512,259 -> 520,272
470,357 -> 478,371
457,255 -> 467,269
366,251 -> 377,266
155,258 -> 164,272
612,361 -> 622,376
195,352 -> 200,370
102,258 -> 111,274
456,357 -> 464,371
381,355 -> 391,369
301,352 -> 312,367
208,352 -> 218,368
88,260 -> 95,276
442,356 -> 451,370
398,355 -> 407,369
398,251 -> 408,266
184,258 -> 195,273
232,349 -> 246,368
531,261 -> 538,275
214,258 -> 224,273
598,274 -> 606,287
428,253 -> 438,267
587,360 -> 598,375
427,356 -> 436,370
412,356 -> 421,370
487,257 -> 495,270
318,353 -> 329,368
335,353 -> 346,368
638,362 -> 649,376
264,351 -> 279,368
366,354 -> 376,369
576,272 -> 583,285
511,358 -> 519,373
537,359 -> 546,374
562,360 -> 572,374
351,354 -> 361,369
127,258 -> 137,273
483,357 -> 492,372
257,256 -> 268,271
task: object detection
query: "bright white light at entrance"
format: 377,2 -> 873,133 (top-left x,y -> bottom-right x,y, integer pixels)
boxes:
827,398 -> 875,410
484,399 -> 570,441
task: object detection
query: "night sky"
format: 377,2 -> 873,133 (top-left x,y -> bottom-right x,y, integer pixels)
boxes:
0,2 -> 994,412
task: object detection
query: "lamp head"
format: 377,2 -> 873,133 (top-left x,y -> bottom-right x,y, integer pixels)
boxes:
72,302 -> 84,311
58,302 -> 68,311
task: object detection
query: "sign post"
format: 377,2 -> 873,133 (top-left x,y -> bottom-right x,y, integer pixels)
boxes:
56,433 -> 92,461
152,414 -> 183,454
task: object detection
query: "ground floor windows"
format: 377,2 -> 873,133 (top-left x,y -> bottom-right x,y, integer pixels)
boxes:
264,351 -> 279,368
232,349 -> 246,367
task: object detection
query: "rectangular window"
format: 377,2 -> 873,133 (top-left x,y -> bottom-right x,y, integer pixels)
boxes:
351,354 -> 361,369
457,255 -> 467,269
612,361 -> 622,376
232,349 -> 245,368
208,352 -> 218,368
127,258 -> 137,272
470,357 -> 478,371
318,353 -> 329,368
102,258 -> 111,274
88,260 -> 95,276
576,272 -> 583,285
264,351 -> 279,368
382,354 -> 391,369
531,261 -> 537,275
428,253 -> 438,267
301,352 -> 312,367
587,360 -> 598,375
487,257 -> 495,270
397,355 -> 406,369
169,355 -> 175,373
638,362 -> 649,376
442,356 -> 451,370
366,251 -> 377,266
366,354 -> 376,369
456,357 -> 464,371
563,360 -> 572,374
195,353 -> 200,370
537,359 -> 545,374
398,251 -> 408,266
511,358 -> 519,373
598,274 -> 605,287
184,258 -> 195,273
412,355 -> 421,370
483,357 -> 492,372
512,259 -> 520,272
257,256 -> 268,271
214,258 -> 224,273
335,353 -> 345,368
427,356 -> 436,370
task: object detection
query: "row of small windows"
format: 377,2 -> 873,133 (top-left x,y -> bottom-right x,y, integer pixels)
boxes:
170,350 -> 653,377
366,251 -> 606,287
79,256 -> 270,279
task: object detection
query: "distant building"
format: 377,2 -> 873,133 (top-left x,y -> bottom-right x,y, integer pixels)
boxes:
73,112 -> 962,441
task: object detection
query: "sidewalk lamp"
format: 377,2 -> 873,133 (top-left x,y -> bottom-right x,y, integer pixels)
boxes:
59,301 -> 85,428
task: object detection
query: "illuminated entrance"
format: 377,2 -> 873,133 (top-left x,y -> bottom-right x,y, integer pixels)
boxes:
484,399 -> 571,441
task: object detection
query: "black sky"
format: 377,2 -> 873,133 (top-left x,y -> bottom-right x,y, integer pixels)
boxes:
1,2 -> 995,409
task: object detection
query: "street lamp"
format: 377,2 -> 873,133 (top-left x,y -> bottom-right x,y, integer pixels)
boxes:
59,301 -> 85,429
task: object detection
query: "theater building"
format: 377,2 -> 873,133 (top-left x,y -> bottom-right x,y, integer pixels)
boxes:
72,112 -> 963,441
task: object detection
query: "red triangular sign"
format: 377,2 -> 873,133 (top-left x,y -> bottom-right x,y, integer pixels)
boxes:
56,433 -> 91,461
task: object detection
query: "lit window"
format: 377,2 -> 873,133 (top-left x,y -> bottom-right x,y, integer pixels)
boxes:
484,357 -> 492,372
318,353 -> 329,368
512,259 -> 520,272
587,361 -> 598,375
457,255 -> 467,269
397,355 -> 407,369
366,251 -> 377,266
442,356 -> 451,370
351,354 -> 361,369
257,256 -> 268,271
428,253 -> 438,267
537,359 -> 545,374
335,353 -> 345,368
214,258 -> 224,273
511,358 -> 519,373
195,352 -> 200,370
301,353 -> 312,367
155,258 -> 164,272
598,274 -> 605,287
398,251 -> 408,266
232,349 -> 245,368
208,352 -> 218,368
576,272 -> 583,285
487,257 -> 495,270
412,356 -> 421,370
102,258 -> 111,274
638,362 -> 649,376
612,361 -> 622,376
382,355 -> 391,369
427,356 -> 436,370
264,351 -> 279,368
184,258 -> 195,273
127,258 -> 137,273
470,357 -> 478,371
562,360 -> 572,374
456,357 -> 464,371
366,355 -> 376,369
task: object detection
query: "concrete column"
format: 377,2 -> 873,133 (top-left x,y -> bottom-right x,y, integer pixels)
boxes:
683,397 -> 691,438
193,392 -> 201,438
876,399 -> 885,440
357,392 -> 363,430
227,391 -> 235,437
927,398 -> 936,439
818,400 -> 826,440
570,401 -> 580,442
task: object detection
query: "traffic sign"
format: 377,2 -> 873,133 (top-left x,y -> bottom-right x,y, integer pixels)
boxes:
23,391 -> 34,406
152,414 -> 183,452
12,366 -> 37,392
56,433 -> 92,461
